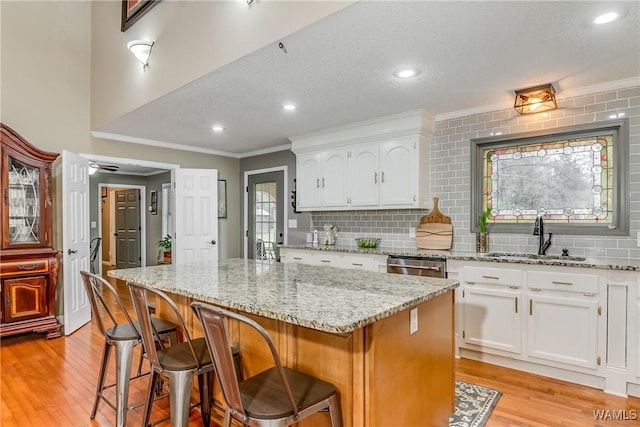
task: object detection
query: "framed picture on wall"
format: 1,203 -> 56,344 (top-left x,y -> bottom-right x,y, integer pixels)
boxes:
121,0 -> 160,32
218,180 -> 227,218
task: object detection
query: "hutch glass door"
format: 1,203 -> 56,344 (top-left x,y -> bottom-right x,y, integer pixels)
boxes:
8,156 -> 40,245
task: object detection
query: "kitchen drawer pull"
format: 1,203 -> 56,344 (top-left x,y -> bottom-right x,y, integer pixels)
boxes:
530,287 -> 541,292
17,263 -> 40,271
529,299 -> 533,316
387,263 -> 441,272
482,275 -> 500,280
293,257 -> 302,260
515,297 -> 518,313
374,172 -> 378,184
316,178 -> 320,188
509,285 -> 520,289
351,263 -> 364,266
552,280 -> 573,286
381,171 -> 385,183
320,260 -> 331,263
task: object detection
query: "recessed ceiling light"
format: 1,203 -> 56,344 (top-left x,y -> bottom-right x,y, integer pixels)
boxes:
212,125 -> 224,132
393,69 -> 420,79
594,12 -> 618,24
283,104 -> 296,111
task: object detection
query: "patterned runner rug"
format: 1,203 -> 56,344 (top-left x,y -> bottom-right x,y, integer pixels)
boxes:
450,380 -> 502,427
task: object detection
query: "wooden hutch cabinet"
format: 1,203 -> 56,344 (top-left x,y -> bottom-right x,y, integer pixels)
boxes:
0,123 -> 61,339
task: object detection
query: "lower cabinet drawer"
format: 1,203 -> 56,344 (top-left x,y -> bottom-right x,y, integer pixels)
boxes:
342,255 -> 375,272
0,259 -> 49,277
464,265 -> 522,287
528,270 -> 599,294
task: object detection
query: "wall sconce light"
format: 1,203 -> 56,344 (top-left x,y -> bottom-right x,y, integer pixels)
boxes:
514,83 -> 557,115
127,40 -> 154,70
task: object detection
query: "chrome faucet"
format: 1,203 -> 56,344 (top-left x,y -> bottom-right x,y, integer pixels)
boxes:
533,215 -> 552,255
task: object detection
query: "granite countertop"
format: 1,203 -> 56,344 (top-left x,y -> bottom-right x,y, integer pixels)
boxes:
279,244 -> 640,272
107,258 -> 458,334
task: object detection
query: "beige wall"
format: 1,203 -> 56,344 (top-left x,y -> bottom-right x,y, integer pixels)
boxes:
91,0 -> 353,128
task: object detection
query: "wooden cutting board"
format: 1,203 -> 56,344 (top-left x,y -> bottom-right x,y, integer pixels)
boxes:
419,197 -> 451,224
416,197 -> 453,249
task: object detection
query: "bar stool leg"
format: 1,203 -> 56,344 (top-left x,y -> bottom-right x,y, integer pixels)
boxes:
142,370 -> 159,427
91,341 -> 112,419
114,339 -> 136,427
197,372 -> 212,427
167,370 -> 194,427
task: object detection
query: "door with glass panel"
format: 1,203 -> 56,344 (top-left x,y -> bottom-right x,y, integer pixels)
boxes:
248,171 -> 284,260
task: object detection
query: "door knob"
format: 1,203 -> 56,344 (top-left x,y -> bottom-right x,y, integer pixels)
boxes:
68,249 -> 78,255
209,240 -> 217,245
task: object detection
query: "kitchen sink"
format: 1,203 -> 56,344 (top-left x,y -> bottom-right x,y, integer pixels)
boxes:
481,252 -> 586,261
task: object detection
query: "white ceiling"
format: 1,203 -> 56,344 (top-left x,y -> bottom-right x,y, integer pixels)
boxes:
94,1 -> 640,159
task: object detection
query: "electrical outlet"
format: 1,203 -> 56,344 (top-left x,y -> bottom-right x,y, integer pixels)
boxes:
409,228 -> 416,238
410,308 -> 418,335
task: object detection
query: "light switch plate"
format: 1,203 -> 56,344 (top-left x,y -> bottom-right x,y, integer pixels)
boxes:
288,219 -> 297,228
90,221 -> 97,229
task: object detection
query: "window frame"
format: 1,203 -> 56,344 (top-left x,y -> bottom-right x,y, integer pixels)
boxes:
470,118 -> 629,236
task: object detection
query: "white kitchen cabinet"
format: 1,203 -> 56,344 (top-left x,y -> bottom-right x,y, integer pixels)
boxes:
296,149 -> 348,209
290,109 -> 432,211
461,265 -> 523,354
379,139 -> 416,207
526,270 -> 600,369
527,291 -> 599,369
278,249 -> 313,264
310,252 -> 342,268
279,247 -> 387,272
349,145 -> 379,207
463,286 -> 522,354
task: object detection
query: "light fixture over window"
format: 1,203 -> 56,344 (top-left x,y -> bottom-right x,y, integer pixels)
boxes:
513,83 -> 558,115
127,40 -> 154,70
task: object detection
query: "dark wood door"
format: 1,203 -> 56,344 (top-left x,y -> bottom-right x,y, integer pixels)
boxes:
115,189 -> 141,269
2,276 -> 47,323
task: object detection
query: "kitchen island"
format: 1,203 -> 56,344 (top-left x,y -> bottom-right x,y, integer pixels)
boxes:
108,259 -> 459,427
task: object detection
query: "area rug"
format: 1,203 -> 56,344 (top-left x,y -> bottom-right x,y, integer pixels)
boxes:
450,380 -> 502,427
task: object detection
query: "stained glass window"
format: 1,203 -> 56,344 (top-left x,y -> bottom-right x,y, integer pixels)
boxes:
471,119 -> 629,235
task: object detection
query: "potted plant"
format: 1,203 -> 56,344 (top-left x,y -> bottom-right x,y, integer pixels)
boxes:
158,234 -> 172,263
476,206 -> 491,252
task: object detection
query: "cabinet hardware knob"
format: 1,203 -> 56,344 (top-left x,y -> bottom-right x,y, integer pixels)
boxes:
374,172 -> 378,183
509,285 -> 520,289
17,264 -> 39,271
381,171 -> 385,183
68,249 -> 78,255
316,178 -> 320,188
515,297 -> 518,313
482,275 -> 500,280
209,240 -> 217,245
529,299 -> 533,316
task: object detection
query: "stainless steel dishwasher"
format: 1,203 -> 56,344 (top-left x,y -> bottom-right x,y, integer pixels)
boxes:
386,255 -> 447,278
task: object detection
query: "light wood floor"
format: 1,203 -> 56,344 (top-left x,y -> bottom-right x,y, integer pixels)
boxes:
1,279 -> 639,426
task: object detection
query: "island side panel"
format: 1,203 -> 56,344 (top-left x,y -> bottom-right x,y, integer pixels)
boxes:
292,325 -> 363,427
367,291 -> 455,427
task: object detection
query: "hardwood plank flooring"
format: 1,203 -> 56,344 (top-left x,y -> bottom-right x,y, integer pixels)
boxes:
1,276 -> 638,426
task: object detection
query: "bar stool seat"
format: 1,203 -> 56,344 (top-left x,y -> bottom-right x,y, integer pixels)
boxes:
80,271 -> 179,427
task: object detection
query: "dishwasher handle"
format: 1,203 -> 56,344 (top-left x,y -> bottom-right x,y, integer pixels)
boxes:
387,263 -> 441,272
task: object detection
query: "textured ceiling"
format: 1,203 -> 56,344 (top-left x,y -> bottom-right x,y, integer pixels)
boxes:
95,1 -> 640,159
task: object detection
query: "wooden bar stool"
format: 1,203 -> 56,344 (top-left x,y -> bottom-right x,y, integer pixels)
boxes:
80,271 -> 178,427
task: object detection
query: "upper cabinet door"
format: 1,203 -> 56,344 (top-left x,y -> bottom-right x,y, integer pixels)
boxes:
5,155 -> 43,247
297,152 -> 322,209
349,145 -> 379,207
322,149 -> 348,207
379,139 -> 416,206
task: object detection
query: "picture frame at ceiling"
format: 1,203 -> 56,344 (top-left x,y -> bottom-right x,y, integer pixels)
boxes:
218,180 -> 227,218
121,0 -> 160,32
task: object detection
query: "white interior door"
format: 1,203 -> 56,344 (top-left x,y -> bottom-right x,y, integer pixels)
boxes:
174,169 -> 218,264
62,150 -> 91,335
